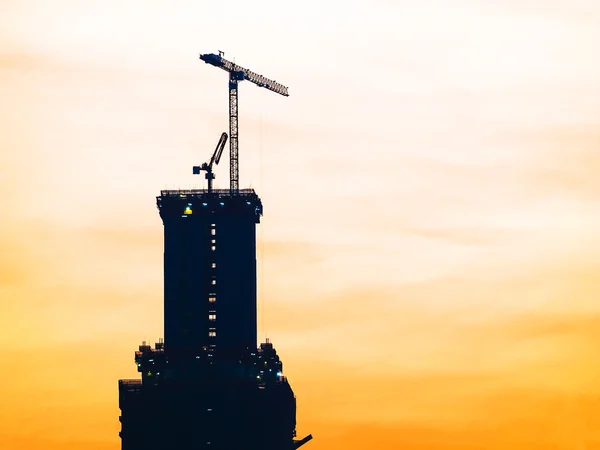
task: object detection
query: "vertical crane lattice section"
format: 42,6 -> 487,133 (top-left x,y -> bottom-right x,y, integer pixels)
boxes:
200,52 -> 289,194
229,71 -> 240,193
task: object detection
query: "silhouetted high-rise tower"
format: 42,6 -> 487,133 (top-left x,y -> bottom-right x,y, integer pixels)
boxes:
118,188 -> 311,449
161,189 -> 261,356
117,53 -> 311,450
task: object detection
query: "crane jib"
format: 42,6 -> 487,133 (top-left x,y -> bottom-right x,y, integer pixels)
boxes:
199,53 -> 289,96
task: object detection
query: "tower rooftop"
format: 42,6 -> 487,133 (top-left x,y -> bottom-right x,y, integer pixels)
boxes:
159,188 -> 259,198
157,188 -> 263,223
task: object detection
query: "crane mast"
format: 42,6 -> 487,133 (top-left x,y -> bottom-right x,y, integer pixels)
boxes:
199,52 -> 289,194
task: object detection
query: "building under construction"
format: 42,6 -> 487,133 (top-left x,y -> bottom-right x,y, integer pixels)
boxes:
118,53 -> 311,450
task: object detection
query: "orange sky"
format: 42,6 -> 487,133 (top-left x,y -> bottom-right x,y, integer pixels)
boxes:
1,1 -> 600,449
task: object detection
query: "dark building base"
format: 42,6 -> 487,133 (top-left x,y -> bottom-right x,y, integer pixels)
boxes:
119,340 -> 304,450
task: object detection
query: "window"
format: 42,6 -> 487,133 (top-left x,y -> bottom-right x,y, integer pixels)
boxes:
211,245 -> 216,251
209,296 -> 216,303
211,279 -> 217,285
211,229 -> 216,236
211,263 -> 216,269
209,314 -> 216,321
209,331 -> 216,337
211,239 -> 216,244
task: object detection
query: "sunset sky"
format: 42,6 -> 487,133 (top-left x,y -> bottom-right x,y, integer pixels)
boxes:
1,0 -> 600,448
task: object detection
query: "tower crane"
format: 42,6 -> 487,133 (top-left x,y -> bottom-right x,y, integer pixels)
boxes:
199,52 -> 289,194
193,132 -> 228,194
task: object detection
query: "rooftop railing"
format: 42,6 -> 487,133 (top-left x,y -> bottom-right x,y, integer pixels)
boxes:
160,189 -> 258,197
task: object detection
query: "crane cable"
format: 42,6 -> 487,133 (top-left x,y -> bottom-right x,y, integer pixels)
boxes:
259,110 -> 266,342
